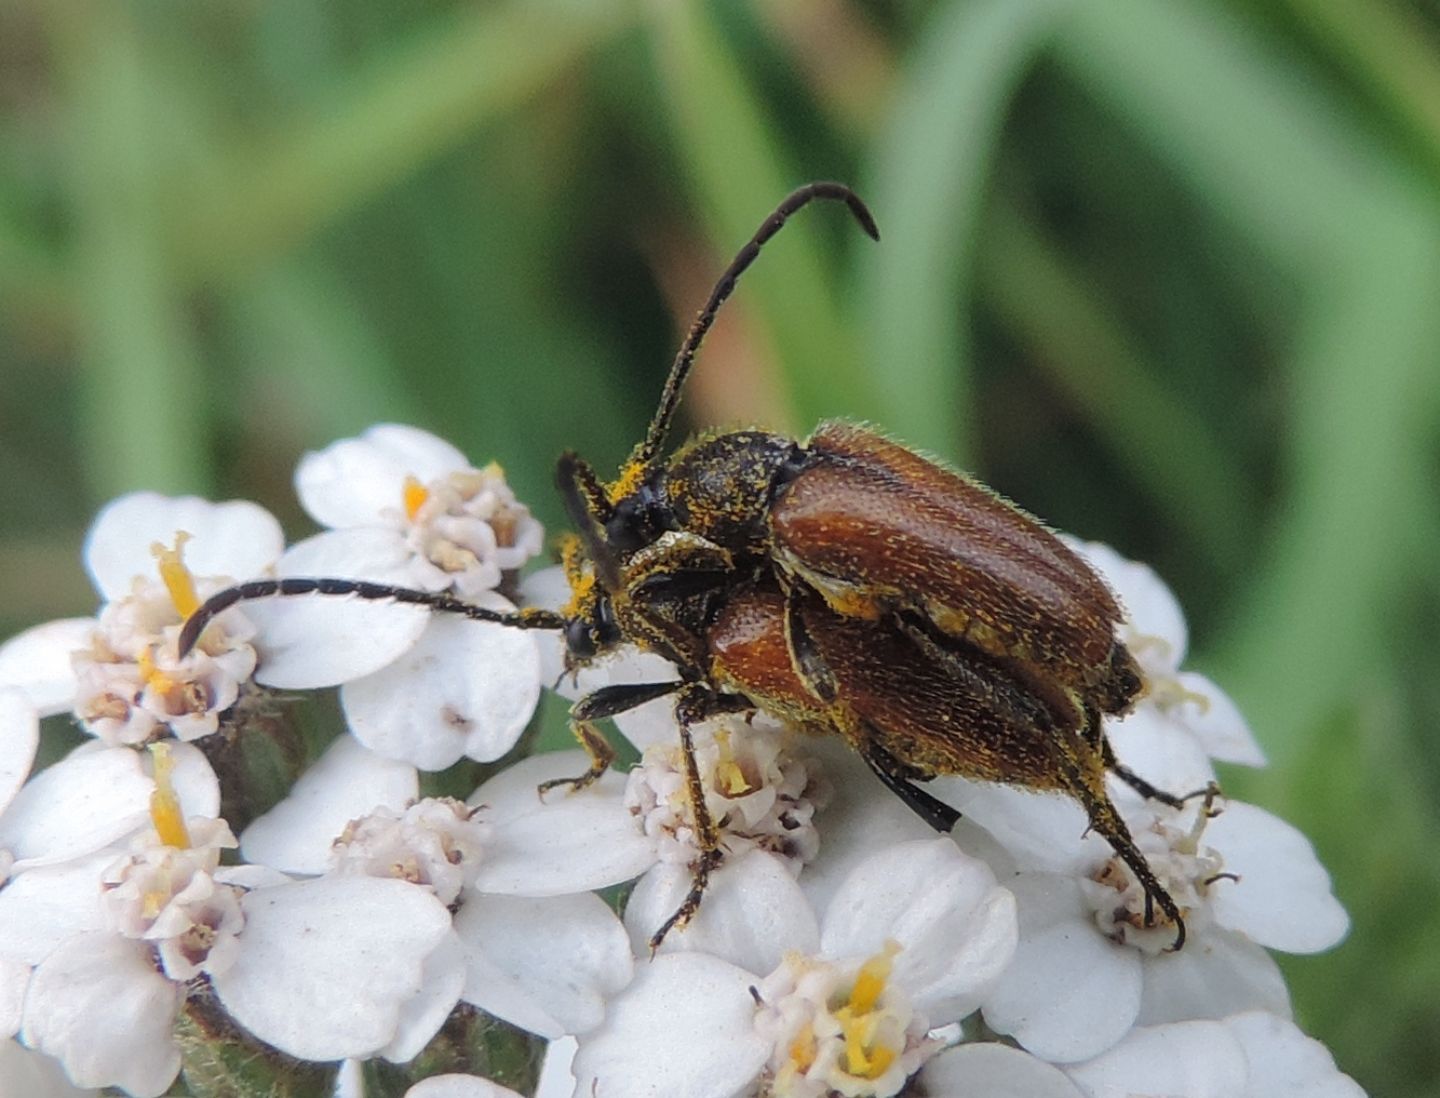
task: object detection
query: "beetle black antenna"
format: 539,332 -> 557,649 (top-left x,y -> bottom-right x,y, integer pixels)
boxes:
177,578 -> 565,658
635,181 -> 880,466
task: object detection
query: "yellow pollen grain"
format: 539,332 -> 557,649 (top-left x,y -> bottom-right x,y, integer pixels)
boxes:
403,475 -> 430,521
147,742 -> 191,849
150,533 -> 200,619
607,457 -> 648,505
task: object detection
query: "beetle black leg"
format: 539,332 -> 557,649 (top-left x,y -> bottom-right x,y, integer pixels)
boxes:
782,584 -> 838,703
648,683 -> 744,952
1097,731 -> 1218,811
1060,757 -> 1186,951
864,742 -> 962,833
537,680 -> 686,799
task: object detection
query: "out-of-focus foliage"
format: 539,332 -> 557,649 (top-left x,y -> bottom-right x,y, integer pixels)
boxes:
1,1 -> 1437,1093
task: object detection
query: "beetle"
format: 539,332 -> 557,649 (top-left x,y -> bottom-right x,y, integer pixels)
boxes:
180,182 -> 1195,948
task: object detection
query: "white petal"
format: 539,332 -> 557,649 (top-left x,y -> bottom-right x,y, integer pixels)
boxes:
456,891 -> 632,1039
0,955 -> 29,1038
468,752 -> 654,895
1065,1019 -> 1247,1098
983,873 -> 1142,1063
0,689 -> 40,812
931,777 -> 1104,876
85,493 -> 283,601
0,851 -> 111,965
1203,802 -> 1349,953
246,594 -> 430,689
406,1074 -> 527,1098
241,736 -> 418,874
279,526 -> 425,585
0,619 -> 93,716
22,933 -> 183,1097
166,741 -> 222,819
536,1036 -> 578,1098
798,740 -> 947,915
212,877 -> 451,1060
1103,706 -> 1217,808
335,1058 -> 364,1098
342,612 -> 540,770
1066,539 -> 1188,666
1172,672 -> 1266,767
570,952 -> 768,1098
0,746 -> 151,869
296,424 -> 469,529
1224,1011 -> 1366,1098
1138,929 -> 1291,1026
820,838 -> 1018,1021
921,1042 -> 1085,1098
625,851 -> 819,973
557,648 -> 683,751
381,930 -> 466,1063
0,1036 -> 97,1096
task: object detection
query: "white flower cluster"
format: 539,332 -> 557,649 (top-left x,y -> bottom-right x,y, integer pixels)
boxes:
0,424 -> 1365,1098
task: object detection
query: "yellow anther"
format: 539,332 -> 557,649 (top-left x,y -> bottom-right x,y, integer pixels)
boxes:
403,475 -> 430,521
712,728 -> 751,797
787,1022 -> 817,1073
147,742 -> 191,850
137,647 -> 180,700
848,941 -> 899,1015
841,1014 -> 896,1080
150,533 -> 200,619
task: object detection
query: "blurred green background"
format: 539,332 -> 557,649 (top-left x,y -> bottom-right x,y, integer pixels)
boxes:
2,0 -> 1437,1093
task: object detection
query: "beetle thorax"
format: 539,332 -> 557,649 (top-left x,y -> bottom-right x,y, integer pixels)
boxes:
658,430 -> 803,556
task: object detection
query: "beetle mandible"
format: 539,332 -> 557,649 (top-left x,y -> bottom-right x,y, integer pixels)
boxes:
180,182 -> 1197,949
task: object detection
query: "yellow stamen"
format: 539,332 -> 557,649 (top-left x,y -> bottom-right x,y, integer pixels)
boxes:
137,647 -> 181,699
712,728 -> 751,797
150,533 -> 200,619
147,742 -> 191,849
403,475 -> 430,521
848,941 -> 898,1014
832,941 -> 902,1080
787,1021 -> 817,1073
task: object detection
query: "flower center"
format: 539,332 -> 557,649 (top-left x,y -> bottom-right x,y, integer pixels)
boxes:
757,941 -> 930,1098
624,719 -> 831,871
1087,791 -> 1229,953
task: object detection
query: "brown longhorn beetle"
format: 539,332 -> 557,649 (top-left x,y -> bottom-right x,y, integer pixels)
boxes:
180,182 -> 1197,949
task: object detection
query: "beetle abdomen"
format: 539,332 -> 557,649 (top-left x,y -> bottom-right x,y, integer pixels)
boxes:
769,421 -> 1129,697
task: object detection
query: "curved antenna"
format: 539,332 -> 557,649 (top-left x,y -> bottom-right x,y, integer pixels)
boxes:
178,577 -> 565,658
635,181 -> 880,466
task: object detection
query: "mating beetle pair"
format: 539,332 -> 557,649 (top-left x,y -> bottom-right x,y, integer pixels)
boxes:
181,182 -> 1194,949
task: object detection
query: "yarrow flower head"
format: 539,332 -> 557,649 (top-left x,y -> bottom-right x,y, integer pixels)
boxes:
0,493 -> 282,744
570,839 -> 1018,1098
253,425 -> 546,771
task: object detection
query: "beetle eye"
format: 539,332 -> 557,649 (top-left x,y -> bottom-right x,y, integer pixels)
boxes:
605,497 -> 648,553
564,618 -> 597,661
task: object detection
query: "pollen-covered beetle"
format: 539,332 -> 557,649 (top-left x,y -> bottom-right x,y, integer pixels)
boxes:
180,182 -> 1194,949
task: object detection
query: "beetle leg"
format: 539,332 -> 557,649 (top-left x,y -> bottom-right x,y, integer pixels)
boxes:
1060,756 -> 1187,951
864,742 -> 962,833
649,683 -> 739,952
782,583 -> 838,703
1096,726 -> 1216,810
537,680 -> 685,798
